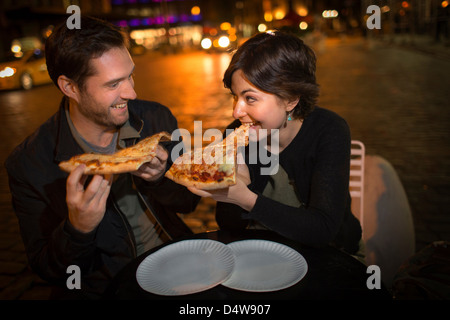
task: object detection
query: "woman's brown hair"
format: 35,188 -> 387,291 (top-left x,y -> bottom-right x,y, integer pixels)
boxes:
223,31 -> 319,119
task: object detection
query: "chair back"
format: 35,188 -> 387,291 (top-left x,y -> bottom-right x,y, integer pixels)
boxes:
350,140 -> 365,228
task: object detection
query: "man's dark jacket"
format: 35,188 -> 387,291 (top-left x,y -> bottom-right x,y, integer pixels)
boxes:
5,97 -> 199,299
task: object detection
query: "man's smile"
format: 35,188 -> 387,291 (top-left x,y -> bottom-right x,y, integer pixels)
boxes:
111,103 -> 127,109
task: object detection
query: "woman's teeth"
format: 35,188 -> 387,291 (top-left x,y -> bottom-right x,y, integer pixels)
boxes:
112,103 -> 126,109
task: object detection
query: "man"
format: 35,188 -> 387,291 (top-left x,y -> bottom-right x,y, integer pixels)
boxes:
5,16 -> 199,299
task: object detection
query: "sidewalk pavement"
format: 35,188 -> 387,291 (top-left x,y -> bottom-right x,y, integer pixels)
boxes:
372,33 -> 450,60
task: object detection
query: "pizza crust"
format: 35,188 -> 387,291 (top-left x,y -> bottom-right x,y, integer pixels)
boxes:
59,154 -> 152,175
164,170 -> 235,190
59,132 -> 171,175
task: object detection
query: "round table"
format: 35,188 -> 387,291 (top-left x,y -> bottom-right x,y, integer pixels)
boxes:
103,229 -> 391,300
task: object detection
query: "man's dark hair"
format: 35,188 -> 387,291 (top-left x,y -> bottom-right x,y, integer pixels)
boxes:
223,31 -> 319,119
45,16 -> 129,90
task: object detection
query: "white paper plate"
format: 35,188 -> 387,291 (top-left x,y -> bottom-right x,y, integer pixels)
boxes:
222,240 -> 308,292
136,239 -> 234,296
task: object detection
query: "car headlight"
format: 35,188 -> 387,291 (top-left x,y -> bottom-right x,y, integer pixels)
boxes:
201,38 -> 212,50
218,36 -> 230,48
0,67 -> 16,78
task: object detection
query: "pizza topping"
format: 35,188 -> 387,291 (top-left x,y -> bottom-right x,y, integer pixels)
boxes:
213,171 -> 226,181
218,163 -> 233,176
86,159 -> 100,166
164,123 -> 250,190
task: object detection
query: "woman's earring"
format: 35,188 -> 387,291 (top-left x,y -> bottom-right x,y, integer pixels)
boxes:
287,110 -> 293,121
284,110 -> 293,128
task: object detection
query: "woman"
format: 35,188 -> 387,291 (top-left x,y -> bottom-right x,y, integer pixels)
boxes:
190,31 -> 362,255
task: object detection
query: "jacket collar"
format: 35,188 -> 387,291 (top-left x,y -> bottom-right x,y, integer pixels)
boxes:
54,97 -> 144,162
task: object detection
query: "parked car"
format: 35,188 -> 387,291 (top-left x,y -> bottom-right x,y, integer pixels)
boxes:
0,49 -> 52,90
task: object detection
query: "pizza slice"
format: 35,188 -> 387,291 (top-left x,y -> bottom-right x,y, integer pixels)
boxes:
164,123 -> 250,190
59,131 -> 171,175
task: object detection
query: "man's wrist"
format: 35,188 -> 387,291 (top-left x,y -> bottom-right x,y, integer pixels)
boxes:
64,219 -> 97,242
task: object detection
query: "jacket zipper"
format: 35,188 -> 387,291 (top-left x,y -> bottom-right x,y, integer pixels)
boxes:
127,135 -> 173,241
110,193 -> 137,258
132,175 -> 173,241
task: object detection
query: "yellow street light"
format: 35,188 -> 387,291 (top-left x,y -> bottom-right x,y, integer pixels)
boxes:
191,6 -> 200,15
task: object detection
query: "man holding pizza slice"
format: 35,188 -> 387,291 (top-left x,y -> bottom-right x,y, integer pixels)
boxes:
5,16 -> 199,299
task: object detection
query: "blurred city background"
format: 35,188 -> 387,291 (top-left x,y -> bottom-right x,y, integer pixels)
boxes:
1,1 -> 449,60
0,0 -> 449,299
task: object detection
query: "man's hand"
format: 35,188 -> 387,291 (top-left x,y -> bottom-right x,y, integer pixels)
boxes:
132,145 -> 168,182
66,164 -> 113,233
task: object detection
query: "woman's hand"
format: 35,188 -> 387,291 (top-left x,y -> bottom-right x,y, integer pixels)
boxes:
188,162 -> 257,212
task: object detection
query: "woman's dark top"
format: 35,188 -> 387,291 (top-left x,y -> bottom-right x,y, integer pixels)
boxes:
216,107 -> 362,254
